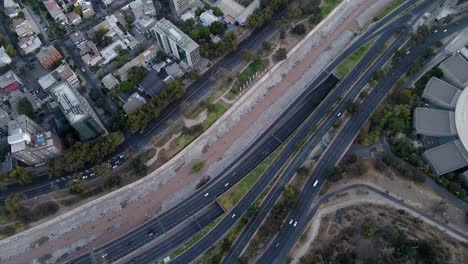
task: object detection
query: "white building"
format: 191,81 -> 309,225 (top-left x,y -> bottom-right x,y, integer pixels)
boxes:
200,10 -> 219,26
0,46 -> 12,67
171,0 -> 197,17
3,0 -> 20,18
100,40 -> 125,65
153,19 -> 200,67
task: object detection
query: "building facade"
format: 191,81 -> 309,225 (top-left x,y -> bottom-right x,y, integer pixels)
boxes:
171,0 -> 196,17
153,19 -> 200,67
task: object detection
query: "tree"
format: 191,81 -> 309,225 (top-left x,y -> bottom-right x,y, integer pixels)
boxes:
95,163 -> 112,178
210,21 -> 225,35
128,66 -> 148,84
5,193 -> 24,215
16,11 -> 25,18
357,161 -> 368,175
275,48 -> 287,61
292,24 -> 306,35
199,26 -> 211,40
119,80 -> 135,93
187,69 -> 200,80
74,5 -> 83,16
241,50 -> 254,61
297,166 -> 311,177
191,161 -> 205,173
286,2 -> 302,18
9,167 -> 33,185
17,97 -> 35,118
212,7 -> 223,16
68,177 -> 84,194
195,6 -> 204,16
345,99 -> 360,115
5,44 -> 16,57
262,41 -> 272,53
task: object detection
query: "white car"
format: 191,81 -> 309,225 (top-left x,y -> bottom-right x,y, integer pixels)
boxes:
433,29 -> 438,33
204,192 -> 209,197
406,50 -> 410,55
224,182 -> 230,187
293,221 -> 298,227
289,219 -> 294,225
337,112 -> 342,117
443,29 -> 447,32
313,180 -> 319,187
231,213 -> 236,219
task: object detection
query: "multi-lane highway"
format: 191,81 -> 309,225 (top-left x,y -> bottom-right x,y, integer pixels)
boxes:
66,1 -> 437,263
257,15 -> 468,264
168,1 -> 442,263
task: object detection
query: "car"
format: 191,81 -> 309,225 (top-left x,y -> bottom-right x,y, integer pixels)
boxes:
44,27 -> 48,31
433,29 -> 438,33
119,154 -> 125,159
148,229 -> 155,236
275,242 -> 280,248
443,29 -> 447,32
313,180 -> 319,187
204,192 -> 209,197
406,50 -> 410,55
90,173 -> 96,177
231,213 -> 236,218
126,240 -> 133,245
81,67 -> 86,72
82,176 -> 88,180
224,182 -> 230,187
289,219 -> 294,225
337,112 -> 342,117
101,254 -> 108,258
293,221 -> 298,227
112,165 -> 118,169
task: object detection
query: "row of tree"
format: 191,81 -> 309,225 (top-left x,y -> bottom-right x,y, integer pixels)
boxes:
127,78 -> 186,132
48,132 -> 124,177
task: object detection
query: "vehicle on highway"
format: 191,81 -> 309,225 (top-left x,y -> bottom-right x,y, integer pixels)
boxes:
289,219 -> 294,225
337,112 -> 342,117
231,213 -> 236,218
148,230 -> 154,237
81,67 -> 86,72
275,242 -> 280,248
313,180 -> 319,187
406,50 -> 410,55
293,221 -> 298,227
224,182 -> 230,187
443,29 -> 447,32
204,192 -> 209,197
101,254 -> 108,258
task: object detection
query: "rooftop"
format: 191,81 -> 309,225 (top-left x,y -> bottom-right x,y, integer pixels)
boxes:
439,53 -> 468,87
48,82 -> 90,124
413,108 -> 457,137
154,18 -> 198,51
422,77 -> 462,109
423,140 -> 468,175
36,45 -> 61,62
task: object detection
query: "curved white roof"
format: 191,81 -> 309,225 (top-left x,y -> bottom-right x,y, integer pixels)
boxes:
454,85 -> 468,151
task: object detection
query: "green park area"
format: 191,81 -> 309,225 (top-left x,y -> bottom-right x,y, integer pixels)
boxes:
239,59 -> 269,85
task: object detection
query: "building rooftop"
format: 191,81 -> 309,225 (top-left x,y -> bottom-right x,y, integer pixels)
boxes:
35,45 -> 61,62
70,31 -> 87,45
423,140 -> 468,175
138,70 -> 165,97
100,40 -> 125,64
154,18 -> 198,51
38,73 -> 58,90
0,46 -> 12,66
413,107 -> 457,137
48,82 -> 90,124
123,92 -> 147,114
439,53 -> 468,87
422,77 -> 462,109
102,74 -> 119,89
200,10 -> 218,26
116,45 -> 158,79
44,0 -> 65,19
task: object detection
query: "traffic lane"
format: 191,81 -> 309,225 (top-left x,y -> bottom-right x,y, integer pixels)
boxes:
170,75 -> 341,263
226,21 -> 417,262
69,71 -> 338,264
261,24 -> 462,263
113,203 -> 224,263
125,75 -> 340,263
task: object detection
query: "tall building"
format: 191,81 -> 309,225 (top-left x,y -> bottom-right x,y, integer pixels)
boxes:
48,81 -> 107,141
7,115 -> 63,166
171,0 -> 196,17
153,18 -> 200,67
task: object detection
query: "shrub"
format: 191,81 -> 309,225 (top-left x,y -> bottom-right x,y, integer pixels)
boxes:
192,161 -> 205,173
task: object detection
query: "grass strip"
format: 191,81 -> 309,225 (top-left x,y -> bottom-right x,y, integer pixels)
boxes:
238,59 -> 269,84
373,0 -> 405,21
333,39 -> 376,79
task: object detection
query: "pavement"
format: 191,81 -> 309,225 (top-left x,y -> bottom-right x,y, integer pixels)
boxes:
257,14 -> 468,264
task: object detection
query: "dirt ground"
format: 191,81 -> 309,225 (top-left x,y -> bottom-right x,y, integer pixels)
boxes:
293,204 -> 467,263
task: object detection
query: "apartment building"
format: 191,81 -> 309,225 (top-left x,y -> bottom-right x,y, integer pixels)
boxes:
36,45 -> 63,69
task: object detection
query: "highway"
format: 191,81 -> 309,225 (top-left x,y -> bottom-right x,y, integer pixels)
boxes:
77,1 -> 437,263
257,15 -> 468,264
0,0 -> 422,204
168,1 -> 440,263
69,72 -> 340,264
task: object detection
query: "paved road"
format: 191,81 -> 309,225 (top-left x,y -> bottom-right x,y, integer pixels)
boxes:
257,15 -> 468,264
68,71 -> 339,264
170,1 -> 440,263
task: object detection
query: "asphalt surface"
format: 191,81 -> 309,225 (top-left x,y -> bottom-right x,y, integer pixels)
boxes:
257,15 -> 468,264
170,1 -> 439,263
68,70 -> 339,264
97,1 -> 438,262
0,0 -> 421,206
